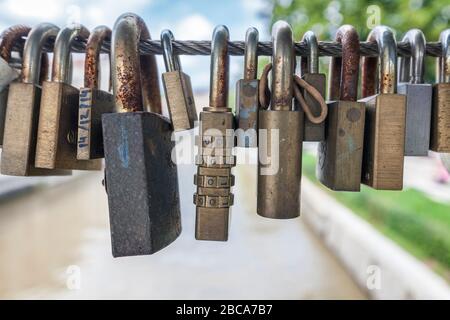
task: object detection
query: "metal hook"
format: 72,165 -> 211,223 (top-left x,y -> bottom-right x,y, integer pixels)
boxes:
438,29 -> 450,83
209,25 -> 229,109
301,30 -> 319,74
399,29 -> 426,84
243,27 -> 258,80
161,29 -> 181,72
84,25 -> 112,90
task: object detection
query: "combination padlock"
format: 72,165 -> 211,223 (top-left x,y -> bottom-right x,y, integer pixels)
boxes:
102,13 -> 181,257
316,25 -> 365,191
359,26 -> 406,190
194,25 -> 235,241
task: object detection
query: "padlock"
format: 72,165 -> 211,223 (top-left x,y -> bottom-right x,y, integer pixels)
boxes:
235,27 -> 259,147
35,25 -> 101,170
102,13 -> 180,257
359,26 -> 406,190
0,25 -> 31,146
1,23 -> 70,176
194,25 -> 235,241
430,29 -> 450,152
316,25 -> 365,191
77,25 -> 114,160
257,21 -> 302,219
397,29 -> 432,156
161,29 -> 197,131
300,31 -> 326,141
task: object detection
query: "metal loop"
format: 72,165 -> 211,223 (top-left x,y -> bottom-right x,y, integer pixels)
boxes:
243,27 -> 258,80
258,63 -> 272,110
0,25 -> 30,61
300,30 -> 319,74
161,29 -> 181,72
438,29 -> 450,83
84,25 -> 112,90
399,29 -> 426,84
293,75 -> 327,123
209,25 -> 229,109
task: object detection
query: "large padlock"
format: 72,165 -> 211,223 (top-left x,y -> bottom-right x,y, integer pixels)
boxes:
235,27 -> 259,147
359,26 -> 406,190
430,29 -> 450,152
1,23 -> 70,176
194,25 -> 235,241
300,31 -> 326,141
35,25 -> 101,170
257,21 -> 302,219
77,25 -> 114,160
316,25 -> 365,191
161,29 -> 197,131
397,29 -> 432,156
102,13 -> 180,257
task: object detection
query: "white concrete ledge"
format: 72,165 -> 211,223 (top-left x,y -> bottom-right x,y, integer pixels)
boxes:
302,178 -> 450,300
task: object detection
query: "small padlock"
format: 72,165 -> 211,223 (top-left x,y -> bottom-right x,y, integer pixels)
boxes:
430,29 -> 450,152
316,25 -> 365,191
102,13 -> 180,257
161,29 -> 197,131
235,27 -> 259,147
1,23 -> 70,176
194,25 -> 235,241
300,31 -> 326,141
77,25 -> 114,160
397,29 -> 432,156
359,26 -> 406,190
35,25 -> 101,170
257,21 -> 303,219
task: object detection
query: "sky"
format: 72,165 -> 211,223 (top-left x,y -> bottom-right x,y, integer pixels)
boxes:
0,0 -> 271,96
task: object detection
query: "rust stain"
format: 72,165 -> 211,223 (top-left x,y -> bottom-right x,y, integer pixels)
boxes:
0,25 -> 30,61
84,26 -> 111,89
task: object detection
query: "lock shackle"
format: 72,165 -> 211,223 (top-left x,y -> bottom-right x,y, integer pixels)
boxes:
84,25 -> 112,90
0,25 -> 30,62
209,25 -> 230,109
243,27 -> 258,80
398,29 -> 426,84
300,31 -> 319,74
22,23 -> 59,85
52,24 -> 90,83
271,20 -> 294,111
437,29 -> 450,83
161,29 -> 181,72
112,13 -> 162,113
329,25 -> 360,102
362,26 -> 397,96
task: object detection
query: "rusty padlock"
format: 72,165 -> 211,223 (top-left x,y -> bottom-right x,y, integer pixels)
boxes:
359,26 -> 406,190
300,31 -> 326,141
161,29 -> 197,131
1,23 -> 70,176
430,29 -> 450,152
235,27 -> 259,147
102,13 -> 180,257
194,25 -> 235,241
317,25 -> 365,191
257,21 -> 302,219
397,29 -> 432,156
77,25 -> 114,160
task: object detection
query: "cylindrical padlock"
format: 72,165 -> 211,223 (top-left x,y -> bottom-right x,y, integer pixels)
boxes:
257,21 -> 302,219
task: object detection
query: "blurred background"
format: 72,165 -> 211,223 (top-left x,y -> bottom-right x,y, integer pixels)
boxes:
0,0 -> 450,299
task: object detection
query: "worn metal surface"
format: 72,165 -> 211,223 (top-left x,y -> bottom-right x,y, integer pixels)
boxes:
102,112 -> 181,257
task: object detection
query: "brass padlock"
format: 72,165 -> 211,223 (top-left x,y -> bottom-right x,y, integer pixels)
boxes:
316,25 -> 365,191
235,27 -> 259,147
397,29 -> 432,156
430,29 -> 450,152
77,25 -> 114,160
194,25 -> 235,241
161,29 -> 197,131
257,21 -> 302,219
1,23 -> 70,176
35,24 -> 101,170
102,13 -> 180,257
300,31 -> 326,141
359,26 -> 406,190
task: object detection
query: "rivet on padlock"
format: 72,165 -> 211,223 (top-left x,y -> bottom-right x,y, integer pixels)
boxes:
397,29 -> 432,156
257,21 -> 303,219
430,29 -> 450,153
194,25 -> 235,241
161,29 -> 197,131
359,26 -> 406,190
235,27 -> 259,147
35,25 -> 102,170
77,25 -> 114,160
300,31 -> 326,141
102,13 -> 181,257
1,23 -> 70,176
316,25 -> 366,191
